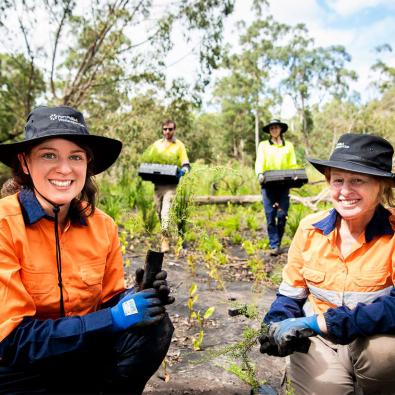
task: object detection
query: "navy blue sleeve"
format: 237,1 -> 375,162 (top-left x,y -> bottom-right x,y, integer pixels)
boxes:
0,308 -> 113,367
263,293 -> 306,324
324,289 -> 395,345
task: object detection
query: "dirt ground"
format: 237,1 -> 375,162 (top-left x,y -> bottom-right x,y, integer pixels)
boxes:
124,244 -> 288,395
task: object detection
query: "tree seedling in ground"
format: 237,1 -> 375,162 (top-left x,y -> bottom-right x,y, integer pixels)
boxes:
186,282 -> 215,351
191,306 -> 215,351
187,283 -> 199,324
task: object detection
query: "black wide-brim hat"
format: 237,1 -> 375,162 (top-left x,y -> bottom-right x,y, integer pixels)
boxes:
262,119 -> 288,134
308,133 -> 394,179
0,105 -> 122,175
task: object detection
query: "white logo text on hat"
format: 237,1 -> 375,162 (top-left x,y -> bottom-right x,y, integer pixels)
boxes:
49,114 -> 85,127
335,142 -> 350,150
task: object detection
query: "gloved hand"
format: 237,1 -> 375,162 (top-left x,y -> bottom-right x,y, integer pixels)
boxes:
268,315 -> 320,355
134,268 -> 175,305
259,333 -> 311,357
259,334 -> 283,356
177,168 -> 186,179
258,173 -> 265,184
110,289 -> 165,332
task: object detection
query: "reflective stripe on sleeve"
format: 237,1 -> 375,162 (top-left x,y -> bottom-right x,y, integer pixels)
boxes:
308,284 -> 394,309
279,281 -> 309,299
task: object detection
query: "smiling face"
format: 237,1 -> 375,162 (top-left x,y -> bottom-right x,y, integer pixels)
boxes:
329,169 -> 381,221
18,138 -> 88,213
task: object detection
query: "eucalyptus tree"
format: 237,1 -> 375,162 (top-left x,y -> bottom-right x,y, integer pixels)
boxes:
214,16 -> 290,159
0,0 -> 235,141
280,24 -> 357,154
371,44 -> 395,94
0,53 -> 45,141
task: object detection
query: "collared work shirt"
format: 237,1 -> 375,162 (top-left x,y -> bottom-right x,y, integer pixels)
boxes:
146,138 -> 189,167
265,205 -> 395,344
255,139 -> 298,175
0,189 -> 125,365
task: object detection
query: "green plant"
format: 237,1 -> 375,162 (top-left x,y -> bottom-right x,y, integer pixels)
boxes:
205,325 -> 270,391
134,179 -> 159,234
169,175 -> 193,238
285,203 -> 312,238
242,240 -> 256,256
191,306 -> 215,351
187,283 -> 199,323
186,254 -> 197,276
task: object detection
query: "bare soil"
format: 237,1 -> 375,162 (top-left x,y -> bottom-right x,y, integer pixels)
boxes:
124,244 -> 288,395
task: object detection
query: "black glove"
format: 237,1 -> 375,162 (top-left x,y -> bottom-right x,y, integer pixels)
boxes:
259,334 -> 284,356
134,268 -> 175,305
259,333 -> 311,357
264,318 -> 315,357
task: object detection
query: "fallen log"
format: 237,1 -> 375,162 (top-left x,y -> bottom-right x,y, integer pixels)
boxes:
192,188 -> 331,211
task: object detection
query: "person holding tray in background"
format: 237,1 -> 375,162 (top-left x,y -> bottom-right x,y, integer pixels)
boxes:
255,119 -> 298,256
142,119 -> 190,253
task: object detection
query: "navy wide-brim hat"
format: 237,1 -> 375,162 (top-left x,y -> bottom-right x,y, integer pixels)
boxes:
0,105 -> 122,175
262,119 -> 288,134
308,133 -> 394,179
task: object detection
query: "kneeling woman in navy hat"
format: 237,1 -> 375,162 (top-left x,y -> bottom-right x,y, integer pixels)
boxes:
259,132 -> 395,394
0,106 -> 174,394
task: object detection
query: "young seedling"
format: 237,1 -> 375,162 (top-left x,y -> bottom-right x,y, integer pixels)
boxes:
187,283 -> 199,324
191,306 -> 215,351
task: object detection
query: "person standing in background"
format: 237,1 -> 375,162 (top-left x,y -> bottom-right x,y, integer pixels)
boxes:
255,119 -> 298,256
144,119 -> 190,252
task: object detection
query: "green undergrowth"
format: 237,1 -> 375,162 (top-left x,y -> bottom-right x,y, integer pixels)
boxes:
97,162 -> 329,286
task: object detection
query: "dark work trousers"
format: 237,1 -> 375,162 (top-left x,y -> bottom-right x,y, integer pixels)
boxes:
261,185 -> 290,249
0,314 -> 174,395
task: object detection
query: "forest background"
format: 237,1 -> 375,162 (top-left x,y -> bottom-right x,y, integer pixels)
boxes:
1,0 -> 395,238
2,2 -> 395,391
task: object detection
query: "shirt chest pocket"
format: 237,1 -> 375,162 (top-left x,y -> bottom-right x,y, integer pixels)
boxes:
77,261 -> 106,310
302,267 -> 326,284
80,261 -> 106,286
353,271 -> 389,288
22,270 -> 55,294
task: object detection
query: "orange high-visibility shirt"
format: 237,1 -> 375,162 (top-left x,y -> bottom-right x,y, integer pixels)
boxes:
280,207 -> 395,315
0,192 -> 125,341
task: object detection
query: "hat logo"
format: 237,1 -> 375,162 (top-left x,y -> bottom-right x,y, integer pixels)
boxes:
49,113 -> 84,127
335,142 -> 350,150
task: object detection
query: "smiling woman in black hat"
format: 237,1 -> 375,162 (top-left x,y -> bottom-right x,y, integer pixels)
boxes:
259,133 -> 395,394
0,105 -> 174,394
255,119 -> 298,256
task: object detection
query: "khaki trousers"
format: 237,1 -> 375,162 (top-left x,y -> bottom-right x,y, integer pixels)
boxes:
287,335 -> 395,395
154,184 -> 176,233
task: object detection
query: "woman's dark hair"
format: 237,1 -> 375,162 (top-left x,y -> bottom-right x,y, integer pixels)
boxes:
269,135 -> 285,146
12,139 -> 98,221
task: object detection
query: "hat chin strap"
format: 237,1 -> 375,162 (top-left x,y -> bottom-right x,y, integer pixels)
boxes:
22,155 -> 66,317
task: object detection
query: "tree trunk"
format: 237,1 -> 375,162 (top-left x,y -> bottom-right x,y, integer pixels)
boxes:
192,188 -> 330,211
255,106 -> 260,154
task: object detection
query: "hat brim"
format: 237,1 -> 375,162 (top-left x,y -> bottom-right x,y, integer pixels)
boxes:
263,122 -> 288,134
308,158 -> 394,179
0,133 -> 122,175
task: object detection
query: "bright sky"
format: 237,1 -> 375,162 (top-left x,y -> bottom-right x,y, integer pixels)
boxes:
2,0 -> 395,119
165,0 -> 395,117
